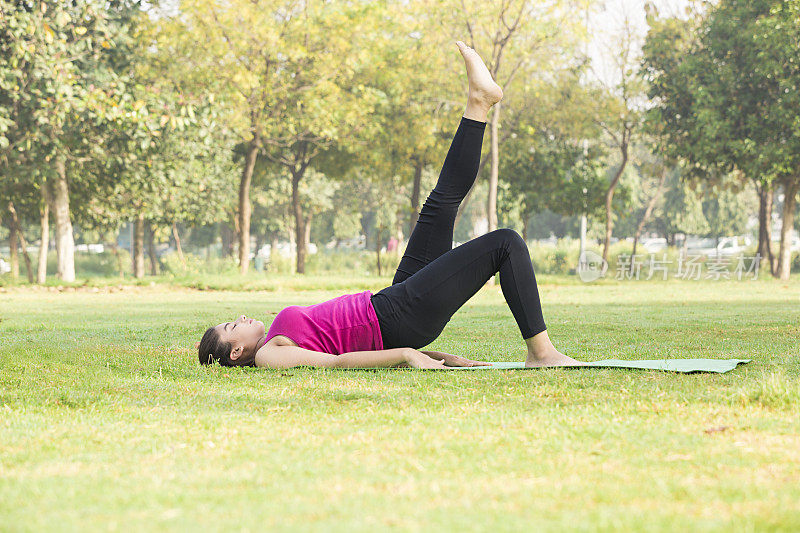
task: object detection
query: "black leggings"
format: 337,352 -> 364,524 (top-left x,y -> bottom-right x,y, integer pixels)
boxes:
370,116 -> 547,349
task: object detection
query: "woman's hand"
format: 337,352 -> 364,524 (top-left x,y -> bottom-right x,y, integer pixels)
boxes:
403,349 -> 452,370
421,350 -> 493,368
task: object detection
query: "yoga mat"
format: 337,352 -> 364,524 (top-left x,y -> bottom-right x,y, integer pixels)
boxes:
448,358 -> 751,374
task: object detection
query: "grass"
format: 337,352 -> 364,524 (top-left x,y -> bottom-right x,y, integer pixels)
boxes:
1,275 -> 799,531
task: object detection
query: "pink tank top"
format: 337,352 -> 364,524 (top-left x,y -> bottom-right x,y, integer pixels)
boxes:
265,290 -> 384,354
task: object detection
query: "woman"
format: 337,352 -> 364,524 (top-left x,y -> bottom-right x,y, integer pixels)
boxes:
197,41 -> 583,370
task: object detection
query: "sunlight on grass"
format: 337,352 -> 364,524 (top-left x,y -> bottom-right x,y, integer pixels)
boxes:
1,278 -> 799,530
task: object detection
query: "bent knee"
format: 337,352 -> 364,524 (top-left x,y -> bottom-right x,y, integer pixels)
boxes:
490,228 -> 526,248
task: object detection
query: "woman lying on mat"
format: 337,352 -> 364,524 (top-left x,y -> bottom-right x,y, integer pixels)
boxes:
196,41 -> 584,371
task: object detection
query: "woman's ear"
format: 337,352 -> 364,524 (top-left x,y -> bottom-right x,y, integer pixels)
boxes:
229,343 -> 244,361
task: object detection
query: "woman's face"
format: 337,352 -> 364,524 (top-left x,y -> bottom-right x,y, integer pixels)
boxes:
214,314 -> 266,365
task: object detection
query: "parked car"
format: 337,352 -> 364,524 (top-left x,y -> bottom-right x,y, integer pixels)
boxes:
0,257 -> 10,274
250,242 -> 319,260
75,243 -> 105,253
687,236 -> 750,257
640,237 -> 667,253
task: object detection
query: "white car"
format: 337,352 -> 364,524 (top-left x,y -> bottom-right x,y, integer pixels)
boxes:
75,243 -> 105,253
687,236 -> 750,257
0,257 -> 10,274
536,236 -> 558,247
250,242 -> 319,260
641,238 -> 667,253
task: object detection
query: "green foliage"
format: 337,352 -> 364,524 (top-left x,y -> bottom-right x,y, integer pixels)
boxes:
644,0 -> 800,184
702,184 -> 754,239
44,249 -> 129,278
501,132 -> 609,221
3,0 -> 792,285
0,1 -> 126,230
658,169 -> 710,237
527,241 -> 575,275
160,251 -> 241,277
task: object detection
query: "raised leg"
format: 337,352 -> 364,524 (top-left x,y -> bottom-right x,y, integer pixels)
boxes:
392,41 -> 503,284
393,117 -> 486,284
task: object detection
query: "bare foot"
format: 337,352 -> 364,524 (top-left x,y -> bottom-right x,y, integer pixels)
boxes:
456,41 -> 503,108
525,346 -> 587,368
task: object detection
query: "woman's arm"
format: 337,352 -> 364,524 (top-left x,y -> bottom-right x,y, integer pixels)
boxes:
255,345 -> 450,370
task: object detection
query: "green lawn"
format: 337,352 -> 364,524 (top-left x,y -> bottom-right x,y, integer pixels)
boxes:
1,277 -> 799,531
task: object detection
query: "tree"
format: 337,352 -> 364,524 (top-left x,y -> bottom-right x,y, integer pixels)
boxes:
502,134 -> 608,232
657,171 -> 709,244
587,0 -> 647,262
0,1 -> 103,282
627,144 -> 669,261
702,181 -> 752,242
643,0 -> 800,279
445,0 -> 589,239
0,1 -> 172,282
498,58 -> 609,253
160,0 -> 388,274
356,10 -> 459,243
67,3 -> 208,279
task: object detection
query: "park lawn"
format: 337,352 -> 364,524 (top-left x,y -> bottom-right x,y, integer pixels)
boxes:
1,277 -> 799,531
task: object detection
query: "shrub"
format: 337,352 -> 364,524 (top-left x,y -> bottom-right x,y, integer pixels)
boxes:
45,249 -> 130,278
160,251 -> 239,276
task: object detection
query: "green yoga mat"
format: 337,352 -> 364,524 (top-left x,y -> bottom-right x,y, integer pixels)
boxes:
448,358 -> 751,374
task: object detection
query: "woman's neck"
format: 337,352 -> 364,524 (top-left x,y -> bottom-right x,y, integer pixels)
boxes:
256,336 -> 268,350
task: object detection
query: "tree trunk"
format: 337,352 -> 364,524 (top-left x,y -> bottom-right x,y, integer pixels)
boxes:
291,171 -> 307,274
238,137 -> 259,275
132,212 -> 145,279
487,102 -> 500,234
109,239 -> 124,278
776,178 -> 798,281
8,214 -> 19,279
220,222 -> 234,258
455,155 -> 491,231
172,222 -> 186,270
145,220 -> 158,276
37,179 -> 51,284
269,235 -> 279,267
485,103 -> 501,287
579,214 -> 587,261
375,226 -> 382,276
303,213 -> 312,251
8,202 -> 34,283
254,233 -> 263,260
602,141 -> 629,262
394,212 -> 405,254
631,168 -> 667,271
521,213 -> 529,242
408,158 -> 423,237
52,157 -> 75,282
756,182 -> 776,276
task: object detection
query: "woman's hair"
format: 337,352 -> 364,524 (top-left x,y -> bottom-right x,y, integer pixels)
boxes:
198,326 -> 234,366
